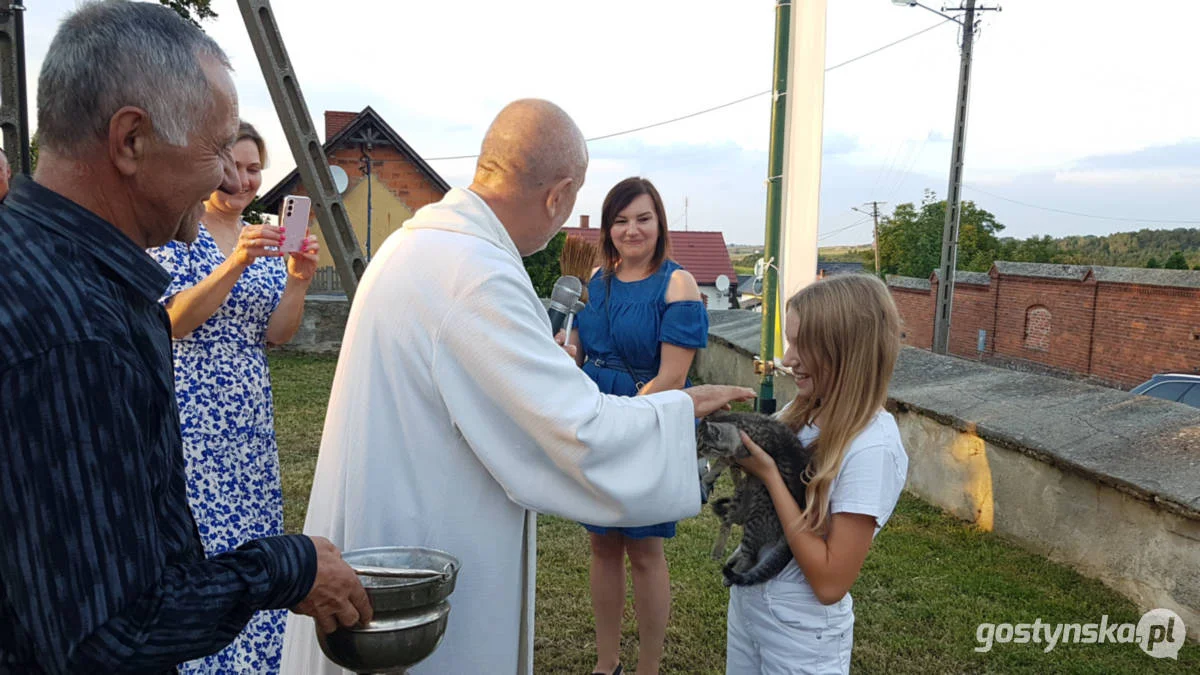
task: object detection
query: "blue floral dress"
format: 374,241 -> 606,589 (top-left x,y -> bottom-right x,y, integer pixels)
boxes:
148,223 -> 288,674
575,259 -> 709,539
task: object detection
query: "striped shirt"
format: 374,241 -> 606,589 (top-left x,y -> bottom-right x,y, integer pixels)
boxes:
0,178 -> 318,674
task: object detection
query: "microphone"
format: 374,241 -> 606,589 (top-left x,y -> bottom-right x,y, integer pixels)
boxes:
548,275 -> 583,335
562,299 -> 586,342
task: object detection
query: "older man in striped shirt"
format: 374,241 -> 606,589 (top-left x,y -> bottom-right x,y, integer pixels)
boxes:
0,3 -> 369,673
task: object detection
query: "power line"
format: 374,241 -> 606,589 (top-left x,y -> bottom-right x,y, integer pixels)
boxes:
884,131 -> 933,202
818,215 -> 873,241
825,18 -> 953,73
962,184 -> 1200,225
424,20 -> 954,162
585,91 -> 771,144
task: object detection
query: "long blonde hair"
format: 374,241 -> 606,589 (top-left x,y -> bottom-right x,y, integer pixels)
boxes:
778,274 -> 901,534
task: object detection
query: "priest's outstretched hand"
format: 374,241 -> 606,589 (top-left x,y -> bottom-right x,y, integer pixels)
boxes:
685,384 -> 757,418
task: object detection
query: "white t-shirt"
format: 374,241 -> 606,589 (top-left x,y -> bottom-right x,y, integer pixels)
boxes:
772,409 -> 909,588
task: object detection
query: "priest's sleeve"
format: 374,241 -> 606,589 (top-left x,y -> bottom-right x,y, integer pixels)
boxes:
431,270 -> 702,527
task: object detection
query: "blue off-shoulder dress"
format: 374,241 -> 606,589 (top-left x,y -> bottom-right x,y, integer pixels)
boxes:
575,259 -> 709,539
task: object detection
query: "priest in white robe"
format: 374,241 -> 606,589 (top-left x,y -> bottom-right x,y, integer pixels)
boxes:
280,99 -> 754,675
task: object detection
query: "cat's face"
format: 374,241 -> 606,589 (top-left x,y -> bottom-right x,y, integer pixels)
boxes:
696,420 -> 745,460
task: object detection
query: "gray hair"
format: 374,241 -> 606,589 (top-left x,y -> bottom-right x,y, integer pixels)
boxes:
37,1 -> 231,154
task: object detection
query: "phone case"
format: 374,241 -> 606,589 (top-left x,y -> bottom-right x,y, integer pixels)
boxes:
279,195 -> 311,254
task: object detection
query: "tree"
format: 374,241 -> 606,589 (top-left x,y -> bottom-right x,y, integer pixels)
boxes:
1163,251 -> 1189,270
999,234 -> 1058,264
733,253 -> 762,275
28,131 -> 38,173
523,232 -> 566,297
158,0 -> 217,27
875,190 -> 1004,278
1146,257 -> 1161,269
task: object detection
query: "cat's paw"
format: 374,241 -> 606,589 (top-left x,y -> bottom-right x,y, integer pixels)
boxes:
723,567 -> 753,586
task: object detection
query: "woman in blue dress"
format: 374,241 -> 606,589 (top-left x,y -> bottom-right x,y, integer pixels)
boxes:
148,122 -> 319,674
569,177 -> 709,675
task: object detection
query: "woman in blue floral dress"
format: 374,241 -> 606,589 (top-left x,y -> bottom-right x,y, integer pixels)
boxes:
569,177 -> 709,675
148,122 -> 319,674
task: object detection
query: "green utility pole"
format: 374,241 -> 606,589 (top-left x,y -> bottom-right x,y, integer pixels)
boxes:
757,0 -> 791,416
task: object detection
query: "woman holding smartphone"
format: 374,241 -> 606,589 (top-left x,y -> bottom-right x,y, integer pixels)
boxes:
147,121 -> 319,674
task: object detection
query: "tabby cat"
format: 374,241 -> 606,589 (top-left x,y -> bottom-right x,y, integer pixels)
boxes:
696,411 -> 813,587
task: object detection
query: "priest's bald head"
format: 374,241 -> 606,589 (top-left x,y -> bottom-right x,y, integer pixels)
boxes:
469,99 -> 588,256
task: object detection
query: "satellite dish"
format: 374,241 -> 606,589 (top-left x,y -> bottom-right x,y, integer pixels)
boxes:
752,277 -> 764,295
715,274 -> 730,294
329,165 -> 349,193
753,258 -> 765,278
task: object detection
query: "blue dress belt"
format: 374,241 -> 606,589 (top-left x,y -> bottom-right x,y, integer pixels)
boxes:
589,357 -> 656,387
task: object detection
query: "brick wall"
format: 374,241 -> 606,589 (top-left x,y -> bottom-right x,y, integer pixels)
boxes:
1090,283 -> 1200,386
989,275 -> 1098,375
888,264 -> 1200,388
946,280 -> 996,358
325,111 -> 358,140
892,288 -> 934,349
324,146 -> 445,210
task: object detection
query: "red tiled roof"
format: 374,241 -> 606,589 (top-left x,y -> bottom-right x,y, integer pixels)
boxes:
560,227 -> 736,285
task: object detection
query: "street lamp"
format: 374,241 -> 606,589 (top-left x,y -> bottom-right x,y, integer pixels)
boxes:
892,1 -> 967,26
893,0 -> 999,355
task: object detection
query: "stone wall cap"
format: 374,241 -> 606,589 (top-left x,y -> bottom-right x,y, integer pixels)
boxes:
889,347 -> 1200,520
1091,265 -> 1200,290
991,261 -> 1092,281
987,261 -> 1200,290
708,309 -> 764,355
952,271 -> 991,286
887,275 -> 932,291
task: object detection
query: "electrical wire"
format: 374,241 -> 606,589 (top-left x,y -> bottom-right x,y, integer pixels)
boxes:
424,20 -> 954,161
962,184 -> 1200,225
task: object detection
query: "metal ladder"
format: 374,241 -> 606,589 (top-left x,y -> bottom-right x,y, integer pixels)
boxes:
0,1 -> 31,175
237,0 -> 365,300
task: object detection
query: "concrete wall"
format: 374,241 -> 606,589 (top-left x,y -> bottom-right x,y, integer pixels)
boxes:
276,295 -> 349,354
893,402 -> 1200,641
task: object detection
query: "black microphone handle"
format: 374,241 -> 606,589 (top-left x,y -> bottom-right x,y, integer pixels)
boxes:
548,308 -> 568,335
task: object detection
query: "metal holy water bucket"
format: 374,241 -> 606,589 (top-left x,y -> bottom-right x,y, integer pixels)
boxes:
315,547 -> 461,674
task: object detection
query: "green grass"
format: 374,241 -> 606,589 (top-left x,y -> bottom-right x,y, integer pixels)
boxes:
270,352 -> 340,534
269,352 -> 1197,674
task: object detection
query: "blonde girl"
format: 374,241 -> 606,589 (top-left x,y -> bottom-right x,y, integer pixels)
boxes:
728,274 -> 909,674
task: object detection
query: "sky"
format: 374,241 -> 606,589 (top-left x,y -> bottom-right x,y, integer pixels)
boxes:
18,0 -> 1200,246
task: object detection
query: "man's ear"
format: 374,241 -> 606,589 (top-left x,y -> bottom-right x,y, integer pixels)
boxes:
544,176 -> 575,220
108,106 -> 152,178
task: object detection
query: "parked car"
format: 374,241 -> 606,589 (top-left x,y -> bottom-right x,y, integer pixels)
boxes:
1130,373 -> 1200,408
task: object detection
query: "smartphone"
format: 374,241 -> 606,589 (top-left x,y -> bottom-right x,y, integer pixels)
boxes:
279,195 -> 311,254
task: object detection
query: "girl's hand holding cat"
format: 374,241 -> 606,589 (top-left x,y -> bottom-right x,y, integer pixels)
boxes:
735,430 -> 780,483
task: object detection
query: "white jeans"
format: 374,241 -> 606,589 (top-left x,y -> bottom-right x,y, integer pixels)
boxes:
726,579 -> 854,674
